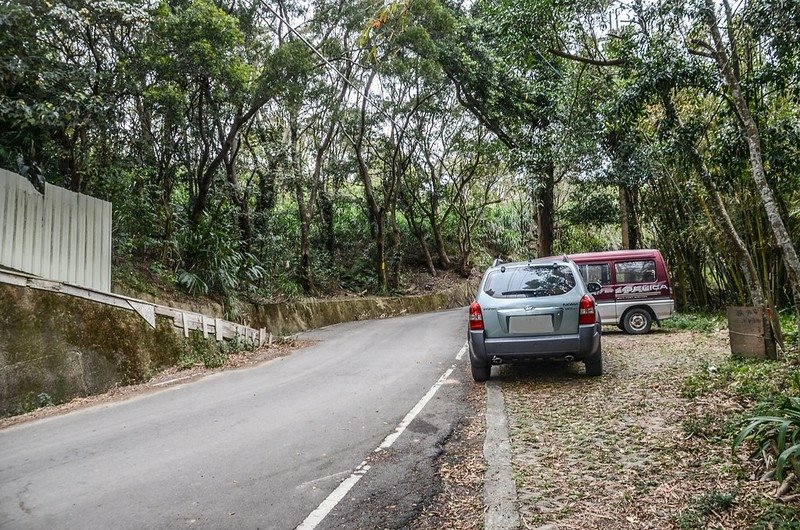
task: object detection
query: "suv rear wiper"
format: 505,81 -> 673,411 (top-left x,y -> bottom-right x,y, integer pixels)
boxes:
501,289 -> 547,296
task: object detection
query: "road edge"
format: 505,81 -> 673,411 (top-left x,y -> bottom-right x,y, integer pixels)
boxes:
484,380 -> 521,530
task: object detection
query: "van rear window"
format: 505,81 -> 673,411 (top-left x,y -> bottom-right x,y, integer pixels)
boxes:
483,265 -> 576,298
615,260 -> 657,283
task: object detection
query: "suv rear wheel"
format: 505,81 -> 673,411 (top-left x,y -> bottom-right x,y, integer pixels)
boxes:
622,308 -> 652,335
584,351 -> 602,376
471,363 -> 491,382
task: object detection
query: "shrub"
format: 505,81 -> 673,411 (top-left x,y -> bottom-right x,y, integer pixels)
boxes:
734,397 -> 800,481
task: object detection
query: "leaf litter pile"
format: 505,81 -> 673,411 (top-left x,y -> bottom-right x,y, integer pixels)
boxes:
411,364 -> 487,530
501,329 -> 799,529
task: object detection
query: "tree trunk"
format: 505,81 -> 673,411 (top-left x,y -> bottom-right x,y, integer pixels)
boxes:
224,141 -> 253,253
375,214 -> 388,292
536,162 -> 555,258
428,195 -> 452,269
705,0 -> 800,331
697,165 -> 764,308
404,199 -> 436,275
290,119 -> 314,294
659,84 -> 765,309
390,205 -> 402,289
418,234 -> 436,276
620,185 -> 630,250
320,190 -> 335,259
618,185 -> 640,250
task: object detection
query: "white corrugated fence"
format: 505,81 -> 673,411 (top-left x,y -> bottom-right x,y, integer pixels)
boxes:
0,168 -> 112,292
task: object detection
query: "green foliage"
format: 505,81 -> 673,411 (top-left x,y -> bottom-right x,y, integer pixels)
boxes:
1,0 -> 799,322
562,186 -> 619,228
779,311 -> 799,345
176,213 -> 264,296
178,332 -> 228,370
177,331 -> 253,370
148,0 -> 251,101
682,413 -> 723,440
749,500 -> 800,530
677,490 -> 737,530
734,397 -> 800,481
479,203 -> 530,261
37,392 -> 54,408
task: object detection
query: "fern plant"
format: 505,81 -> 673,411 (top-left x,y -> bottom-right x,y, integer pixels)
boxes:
734,397 -> 800,481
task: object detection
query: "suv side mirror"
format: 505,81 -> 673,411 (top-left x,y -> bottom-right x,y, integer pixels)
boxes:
587,282 -> 602,294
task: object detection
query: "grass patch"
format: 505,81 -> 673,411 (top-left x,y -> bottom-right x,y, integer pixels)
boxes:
682,413 -> 723,440
177,332 -> 254,369
662,311 -> 726,333
681,350 -> 800,405
676,490 -> 736,530
750,499 -> 800,530
779,311 -> 799,346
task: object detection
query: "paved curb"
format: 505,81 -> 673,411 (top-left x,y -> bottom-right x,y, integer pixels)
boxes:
484,380 -> 521,530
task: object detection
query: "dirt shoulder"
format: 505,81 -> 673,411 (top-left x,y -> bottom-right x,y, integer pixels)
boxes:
501,328 -> 799,529
411,363 -> 487,530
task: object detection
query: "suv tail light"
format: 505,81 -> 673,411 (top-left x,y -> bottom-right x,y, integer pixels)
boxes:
469,301 -> 484,331
579,294 -> 596,325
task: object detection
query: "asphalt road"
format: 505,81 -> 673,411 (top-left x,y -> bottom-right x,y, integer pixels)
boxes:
0,308 -> 470,529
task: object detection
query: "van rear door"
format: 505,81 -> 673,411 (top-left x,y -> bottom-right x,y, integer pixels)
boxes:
577,262 -> 616,323
612,258 -> 670,304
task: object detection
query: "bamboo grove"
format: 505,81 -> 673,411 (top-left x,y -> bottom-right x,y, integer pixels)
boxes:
1,0 -> 799,329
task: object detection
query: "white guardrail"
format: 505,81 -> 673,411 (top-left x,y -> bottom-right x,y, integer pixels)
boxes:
0,268 -> 269,347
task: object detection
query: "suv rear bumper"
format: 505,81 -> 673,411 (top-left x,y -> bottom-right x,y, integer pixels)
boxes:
468,323 -> 601,364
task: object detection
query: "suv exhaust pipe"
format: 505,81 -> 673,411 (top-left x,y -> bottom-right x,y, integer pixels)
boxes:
564,355 -> 575,362
491,356 -> 503,365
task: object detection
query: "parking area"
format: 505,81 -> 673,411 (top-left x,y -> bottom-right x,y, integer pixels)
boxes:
498,328 -> 780,529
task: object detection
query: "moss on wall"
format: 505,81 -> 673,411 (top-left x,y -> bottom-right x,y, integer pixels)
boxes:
248,281 -> 476,336
0,284 -> 187,416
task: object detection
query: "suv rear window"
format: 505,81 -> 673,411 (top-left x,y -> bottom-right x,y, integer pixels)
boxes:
483,265 -> 576,298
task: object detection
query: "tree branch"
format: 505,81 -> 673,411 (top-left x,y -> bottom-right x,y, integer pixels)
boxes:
547,48 -> 624,67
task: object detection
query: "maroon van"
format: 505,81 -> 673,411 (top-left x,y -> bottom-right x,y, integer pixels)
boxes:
568,249 -> 675,334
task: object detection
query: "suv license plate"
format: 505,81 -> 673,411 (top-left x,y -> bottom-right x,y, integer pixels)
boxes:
509,315 -> 553,334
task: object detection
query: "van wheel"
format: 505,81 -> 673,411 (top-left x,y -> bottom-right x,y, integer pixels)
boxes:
584,351 -> 602,376
471,363 -> 491,382
623,308 -> 652,334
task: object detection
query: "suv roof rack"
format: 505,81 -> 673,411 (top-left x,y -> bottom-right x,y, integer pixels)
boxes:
492,257 -> 505,267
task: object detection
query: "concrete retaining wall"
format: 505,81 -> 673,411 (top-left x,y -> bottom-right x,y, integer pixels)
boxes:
249,282 -> 475,335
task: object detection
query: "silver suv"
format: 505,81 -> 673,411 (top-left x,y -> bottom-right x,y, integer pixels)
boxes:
468,257 -> 603,382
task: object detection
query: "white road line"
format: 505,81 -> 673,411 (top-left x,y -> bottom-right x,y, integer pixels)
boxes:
296,461 -> 371,530
295,344 -> 467,530
376,364 -> 456,451
455,342 -> 467,360
148,375 -> 193,387
296,469 -> 352,490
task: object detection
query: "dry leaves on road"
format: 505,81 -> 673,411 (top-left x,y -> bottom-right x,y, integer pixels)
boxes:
411,365 -> 487,530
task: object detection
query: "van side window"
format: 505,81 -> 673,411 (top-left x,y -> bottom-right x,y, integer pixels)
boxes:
578,264 -> 611,285
615,260 -> 657,283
